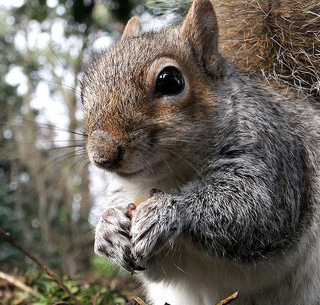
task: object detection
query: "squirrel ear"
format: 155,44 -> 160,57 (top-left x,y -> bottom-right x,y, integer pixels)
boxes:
182,0 -> 219,73
122,17 -> 142,40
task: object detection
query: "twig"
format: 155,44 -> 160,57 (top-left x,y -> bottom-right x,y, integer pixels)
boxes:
133,296 -> 146,305
0,228 -> 82,305
91,292 -> 99,305
0,270 -> 39,297
133,292 -> 239,305
216,292 -> 239,305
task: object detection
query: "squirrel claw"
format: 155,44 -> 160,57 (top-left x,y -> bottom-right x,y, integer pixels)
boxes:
125,260 -> 145,274
149,188 -> 162,196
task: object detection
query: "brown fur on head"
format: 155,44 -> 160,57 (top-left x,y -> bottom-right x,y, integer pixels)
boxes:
82,0 -> 221,180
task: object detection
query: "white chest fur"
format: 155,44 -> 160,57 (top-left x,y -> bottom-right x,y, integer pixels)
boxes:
139,230 -> 320,305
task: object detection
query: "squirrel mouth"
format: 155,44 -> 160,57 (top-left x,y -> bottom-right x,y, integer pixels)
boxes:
115,160 -> 166,179
116,167 -> 147,178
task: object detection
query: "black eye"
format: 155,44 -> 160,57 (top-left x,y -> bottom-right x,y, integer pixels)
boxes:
155,66 -> 185,97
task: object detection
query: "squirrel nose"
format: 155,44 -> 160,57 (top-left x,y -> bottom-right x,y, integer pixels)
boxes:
87,130 -> 123,170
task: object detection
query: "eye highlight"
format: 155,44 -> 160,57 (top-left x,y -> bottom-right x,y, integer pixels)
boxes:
155,66 -> 185,98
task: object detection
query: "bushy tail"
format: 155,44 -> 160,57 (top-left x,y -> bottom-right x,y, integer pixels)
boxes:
217,0 -> 320,97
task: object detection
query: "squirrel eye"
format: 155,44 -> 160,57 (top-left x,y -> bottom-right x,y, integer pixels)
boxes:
155,66 -> 185,98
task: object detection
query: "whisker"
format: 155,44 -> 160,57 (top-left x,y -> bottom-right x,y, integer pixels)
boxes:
49,45 -> 82,83
68,156 -> 90,171
2,119 -> 88,137
163,159 -> 182,191
2,143 -> 86,163
166,149 -> 202,178
173,262 -> 190,275
44,138 -> 86,142
49,80 -> 82,95
40,144 -> 86,151
133,139 -> 202,180
1,142 -> 86,150
40,150 -> 86,171
76,155 -> 90,164
166,138 -> 196,144
144,158 -> 156,176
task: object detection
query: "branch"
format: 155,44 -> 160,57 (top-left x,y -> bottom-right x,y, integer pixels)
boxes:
0,270 -> 39,297
0,228 -> 82,305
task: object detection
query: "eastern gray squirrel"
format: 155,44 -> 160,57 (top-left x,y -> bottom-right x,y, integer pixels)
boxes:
81,0 -> 320,304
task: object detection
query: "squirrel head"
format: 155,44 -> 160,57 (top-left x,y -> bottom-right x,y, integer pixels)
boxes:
82,0 -> 223,181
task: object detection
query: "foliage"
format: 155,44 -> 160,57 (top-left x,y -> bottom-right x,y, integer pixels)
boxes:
91,256 -> 121,279
33,274 -> 126,305
0,268 -> 137,305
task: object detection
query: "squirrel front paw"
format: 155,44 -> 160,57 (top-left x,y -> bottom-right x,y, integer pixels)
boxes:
94,205 -> 143,273
130,189 -> 181,268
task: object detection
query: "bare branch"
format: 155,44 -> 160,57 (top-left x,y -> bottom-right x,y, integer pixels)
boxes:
0,228 -> 82,305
